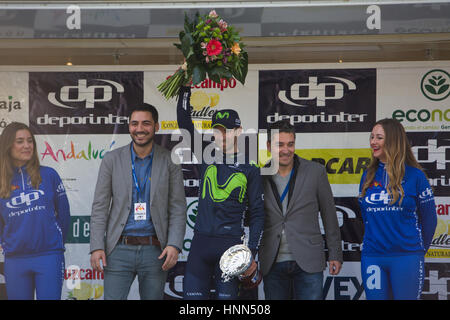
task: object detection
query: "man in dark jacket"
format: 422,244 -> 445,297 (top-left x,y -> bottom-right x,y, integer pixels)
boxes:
260,120 -> 342,300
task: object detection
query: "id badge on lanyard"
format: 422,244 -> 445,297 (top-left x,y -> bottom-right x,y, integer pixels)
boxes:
131,146 -> 152,221
134,202 -> 147,221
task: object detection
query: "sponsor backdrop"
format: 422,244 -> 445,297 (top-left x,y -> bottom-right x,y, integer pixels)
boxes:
0,62 -> 448,300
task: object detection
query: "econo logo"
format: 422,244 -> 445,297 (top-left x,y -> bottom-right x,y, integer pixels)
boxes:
421,69 -> 450,101
393,108 -> 450,123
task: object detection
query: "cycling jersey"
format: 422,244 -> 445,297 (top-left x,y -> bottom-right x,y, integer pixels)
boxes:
358,162 -> 436,256
177,86 -> 264,253
0,165 -> 70,257
177,86 -> 264,299
358,162 -> 437,300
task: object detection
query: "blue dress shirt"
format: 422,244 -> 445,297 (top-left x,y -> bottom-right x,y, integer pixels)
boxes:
122,144 -> 155,237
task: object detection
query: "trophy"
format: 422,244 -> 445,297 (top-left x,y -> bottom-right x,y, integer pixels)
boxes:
219,240 -> 262,289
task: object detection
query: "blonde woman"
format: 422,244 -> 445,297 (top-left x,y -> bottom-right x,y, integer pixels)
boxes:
0,122 -> 70,299
358,118 -> 437,300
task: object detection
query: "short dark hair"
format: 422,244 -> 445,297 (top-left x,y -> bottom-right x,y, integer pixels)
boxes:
267,120 -> 295,143
129,103 -> 159,123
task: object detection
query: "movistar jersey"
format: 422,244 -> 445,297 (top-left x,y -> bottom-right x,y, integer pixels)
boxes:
358,162 -> 437,256
0,166 -> 70,257
177,86 -> 264,253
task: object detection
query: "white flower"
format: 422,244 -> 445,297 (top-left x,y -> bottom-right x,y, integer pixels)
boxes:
209,10 -> 218,18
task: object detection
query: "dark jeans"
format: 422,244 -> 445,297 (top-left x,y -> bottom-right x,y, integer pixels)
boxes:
104,243 -> 167,300
263,260 -> 324,300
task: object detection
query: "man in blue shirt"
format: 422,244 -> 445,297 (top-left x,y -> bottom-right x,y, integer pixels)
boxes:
122,146 -> 155,237
90,103 -> 186,300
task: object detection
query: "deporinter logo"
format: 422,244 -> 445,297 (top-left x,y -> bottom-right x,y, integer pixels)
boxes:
419,187 -> 434,200
259,69 -> 376,133
6,190 -> 45,208
408,132 -> 450,197
278,76 -> 356,107
29,72 -> 142,134
202,165 -> 247,203
39,78 -> 127,124
365,190 -> 391,205
48,79 -> 124,109
412,139 -> 449,171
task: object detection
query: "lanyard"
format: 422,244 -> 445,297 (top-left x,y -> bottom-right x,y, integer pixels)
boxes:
280,168 -> 294,204
131,145 -> 153,202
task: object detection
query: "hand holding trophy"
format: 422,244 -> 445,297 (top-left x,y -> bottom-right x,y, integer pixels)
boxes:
219,241 -> 262,289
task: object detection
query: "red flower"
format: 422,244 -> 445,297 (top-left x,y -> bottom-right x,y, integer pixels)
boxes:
206,40 -> 222,56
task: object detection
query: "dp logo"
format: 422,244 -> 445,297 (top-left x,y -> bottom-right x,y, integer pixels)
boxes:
421,69 -> 450,101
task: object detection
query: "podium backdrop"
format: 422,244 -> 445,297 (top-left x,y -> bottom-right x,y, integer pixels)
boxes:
0,61 -> 448,300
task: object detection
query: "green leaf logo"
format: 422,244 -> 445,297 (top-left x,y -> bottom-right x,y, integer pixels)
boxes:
186,199 -> 198,229
421,69 -> 450,101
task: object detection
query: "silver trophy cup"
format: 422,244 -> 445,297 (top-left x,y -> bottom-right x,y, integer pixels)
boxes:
219,244 -> 262,288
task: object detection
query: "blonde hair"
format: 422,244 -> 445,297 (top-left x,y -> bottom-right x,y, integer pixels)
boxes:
0,122 -> 41,198
360,118 -> 423,205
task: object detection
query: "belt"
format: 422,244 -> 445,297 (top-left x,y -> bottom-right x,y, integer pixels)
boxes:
119,235 -> 160,247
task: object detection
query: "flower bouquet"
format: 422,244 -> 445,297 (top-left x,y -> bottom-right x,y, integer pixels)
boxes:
157,10 -> 248,100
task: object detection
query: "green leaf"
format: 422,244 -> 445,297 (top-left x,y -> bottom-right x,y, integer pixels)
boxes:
181,33 -> 194,58
429,79 -> 437,86
179,31 -> 185,41
438,84 -> 449,94
188,214 -> 196,223
209,65 -> 231,79
184,13 -> 195,34
437,79 -> 446,86
192,65 -> 206,85
234,52 -> 248,85
207,69 -> 221,84
425,84 -> 437,94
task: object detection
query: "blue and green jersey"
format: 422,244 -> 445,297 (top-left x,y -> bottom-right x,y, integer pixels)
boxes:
177,86 -> 264,254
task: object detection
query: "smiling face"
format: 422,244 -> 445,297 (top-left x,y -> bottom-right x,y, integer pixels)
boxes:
129,111 -> 159,148
268,132 -> 295,168
10,129 -> 34,167
370,124 -> 387,163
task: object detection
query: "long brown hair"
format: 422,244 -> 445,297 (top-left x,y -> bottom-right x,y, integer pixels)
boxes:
360,118 -> 422,205
0,122 -> 41,198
